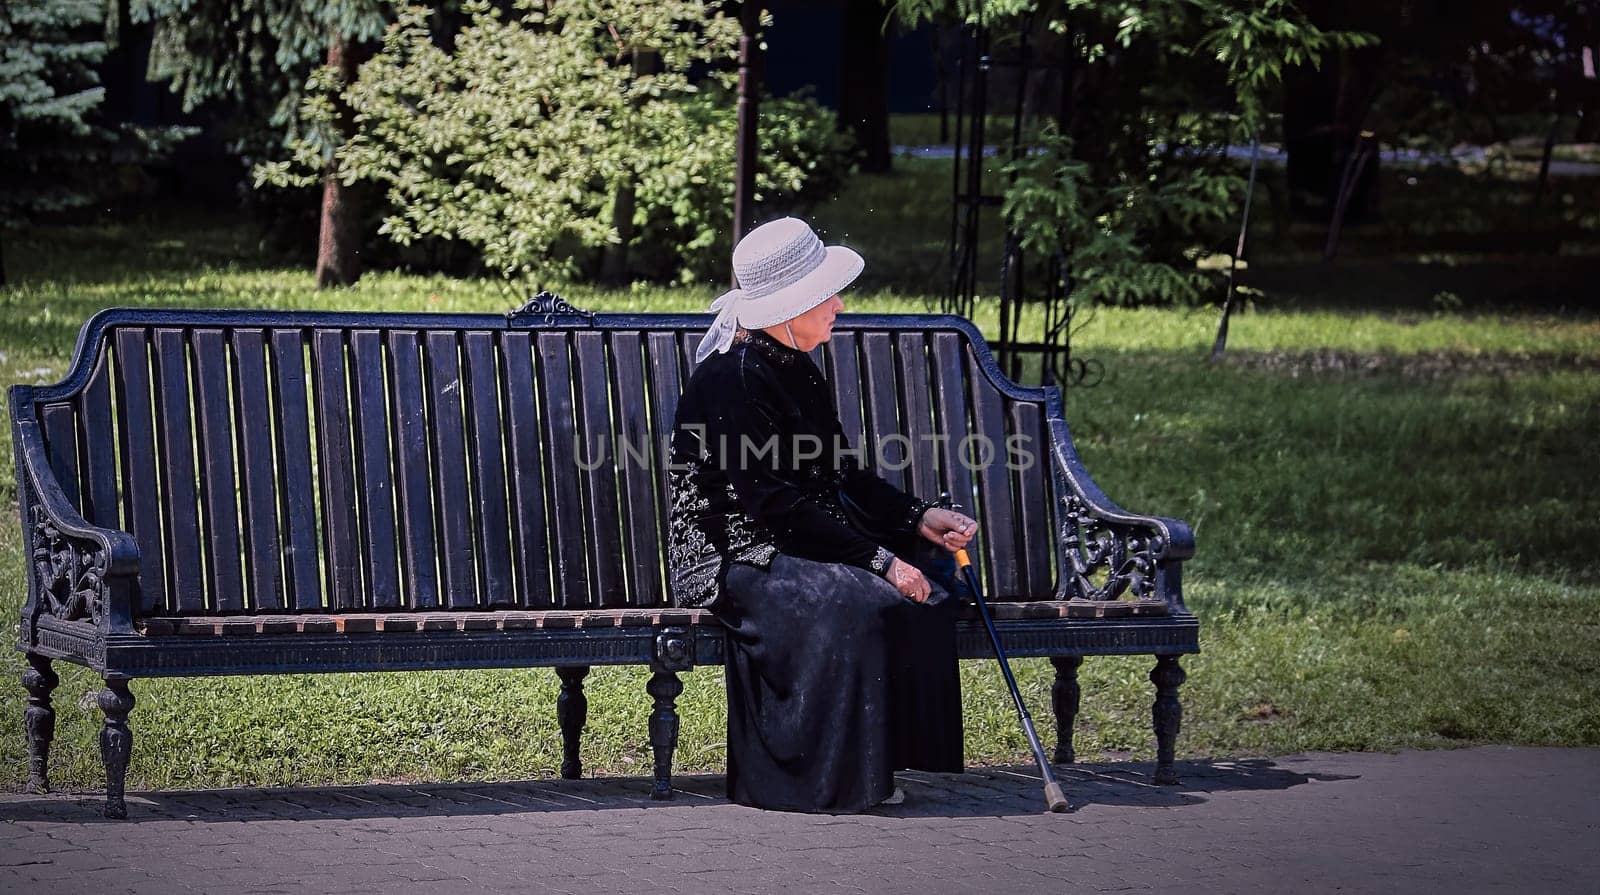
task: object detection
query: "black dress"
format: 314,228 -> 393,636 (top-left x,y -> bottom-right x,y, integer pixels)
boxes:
666,328 -> 967,813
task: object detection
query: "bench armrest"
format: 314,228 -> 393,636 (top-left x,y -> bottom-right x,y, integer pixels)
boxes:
13,415 -> 139,635
1046,415 -> 1194,611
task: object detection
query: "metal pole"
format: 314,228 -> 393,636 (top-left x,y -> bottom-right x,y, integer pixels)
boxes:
999,16 -> 1032,382
963,27 -> 991,321
1210,131 -> 1260,363
940,24 -> 966,317
946,24 -> 969,316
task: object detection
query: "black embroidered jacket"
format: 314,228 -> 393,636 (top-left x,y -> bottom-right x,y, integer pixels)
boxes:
666,328 -> 934,609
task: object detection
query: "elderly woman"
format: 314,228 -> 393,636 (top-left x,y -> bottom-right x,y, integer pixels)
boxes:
666,217 -> 980,813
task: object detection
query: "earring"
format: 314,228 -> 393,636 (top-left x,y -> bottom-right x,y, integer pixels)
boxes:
784,321 -> 799,349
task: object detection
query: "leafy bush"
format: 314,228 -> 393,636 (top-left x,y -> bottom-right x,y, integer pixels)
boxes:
1001,122 -> 1242,307
900,0 -> 1372,307
257,1 -> 853,285
628,87 -> 855,284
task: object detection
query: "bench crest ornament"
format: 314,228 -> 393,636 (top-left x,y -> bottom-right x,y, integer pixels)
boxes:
506,291 -> 598,325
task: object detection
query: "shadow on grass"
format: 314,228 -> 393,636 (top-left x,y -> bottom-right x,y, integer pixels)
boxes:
0,758 -> 1357,824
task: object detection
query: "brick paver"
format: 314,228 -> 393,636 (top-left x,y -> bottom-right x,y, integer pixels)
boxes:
1,746 -> 1595,893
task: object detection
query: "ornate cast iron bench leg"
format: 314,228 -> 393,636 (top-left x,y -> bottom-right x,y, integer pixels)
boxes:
99,679 -> 135,819
23,655 -> 58,794
647,626 -> 692,800
1051,656 -> 1082,764
646,670 -> 683,800
1151,655 -> 1185,785
557,666 -> 589,780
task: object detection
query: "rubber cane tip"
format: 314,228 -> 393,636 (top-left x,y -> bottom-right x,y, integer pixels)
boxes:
1044,781 -> 1069,813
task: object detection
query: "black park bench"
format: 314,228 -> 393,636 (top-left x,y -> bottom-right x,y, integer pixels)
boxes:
10,296 -> 1198,818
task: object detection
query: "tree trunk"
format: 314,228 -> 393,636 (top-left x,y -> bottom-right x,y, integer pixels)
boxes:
315,178 -> 361,289
315,29 -> 365,289
1063,15 -> 1120,184
733,1 -> 765,274
1018,17 -> 1065,128
600,49 -> 660,286
840,0 -> 894,174
1535,112 -> 1561,209
1323,130 -> 1376,261
598,186 -> 638,286
1284,41 -> 1384,224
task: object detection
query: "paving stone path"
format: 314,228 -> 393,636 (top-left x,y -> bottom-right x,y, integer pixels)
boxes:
2,746 -> 1595,894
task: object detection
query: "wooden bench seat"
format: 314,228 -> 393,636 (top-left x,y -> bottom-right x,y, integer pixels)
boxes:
131,599 -> 1168,638
135,608 -> 719,636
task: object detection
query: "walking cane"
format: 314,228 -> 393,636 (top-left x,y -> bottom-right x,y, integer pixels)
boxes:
953,547 -> 1070,813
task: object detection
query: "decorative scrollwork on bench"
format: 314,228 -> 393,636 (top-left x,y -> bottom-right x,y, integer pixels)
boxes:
1057,492 -> 1167,602
29,503 -> 109,626
506,291 -> 597,326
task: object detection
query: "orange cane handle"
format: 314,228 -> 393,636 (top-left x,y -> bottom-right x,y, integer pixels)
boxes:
954,549 -> 972,568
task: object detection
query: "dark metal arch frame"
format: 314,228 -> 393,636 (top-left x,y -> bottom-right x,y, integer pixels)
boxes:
943,11 -> 1100,390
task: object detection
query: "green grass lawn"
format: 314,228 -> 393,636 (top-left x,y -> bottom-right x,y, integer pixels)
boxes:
1,183 -> 1597,793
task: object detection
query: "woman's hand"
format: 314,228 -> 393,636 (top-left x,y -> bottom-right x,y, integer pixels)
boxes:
918,507 -> 977,553
885,557 -> 931,603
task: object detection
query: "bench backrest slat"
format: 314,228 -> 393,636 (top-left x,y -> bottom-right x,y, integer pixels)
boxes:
387,329 -> 441,609
464,332 -> 515,607
645,332 -> 688,591
425,330 -> 477,608
113,328 -> 168,614
967,347 -> 1023,598
152,328 -> 206,613
231,328 -> 285,610
40,404 -> 80,514
1009,399 -> 1054,597
350,329 -> 403,608
930,333 -> 983,590
574,331 -> 626,607
678,331 -> 698,384
612,332 -> 666,607
501,332 -> 554,608
537,332 -> 592,609
897,332 -> 943,504
270,328 -> 324,611
34,314 -> 1064,616
826,332 -> 866,458
860,332 -> 906,491
79,346 -> 121,532
192,329 -> 245,612
311,329 -> 363,609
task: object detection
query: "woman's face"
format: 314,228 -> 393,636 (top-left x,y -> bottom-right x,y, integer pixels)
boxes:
774,294 -> 844,351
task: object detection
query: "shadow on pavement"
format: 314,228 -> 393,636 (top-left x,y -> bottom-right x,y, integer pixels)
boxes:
877,758 -> 1358,818
0,758 -> 1358,824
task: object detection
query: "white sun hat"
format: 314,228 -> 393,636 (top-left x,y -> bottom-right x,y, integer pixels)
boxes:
695,217 -> 865,363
